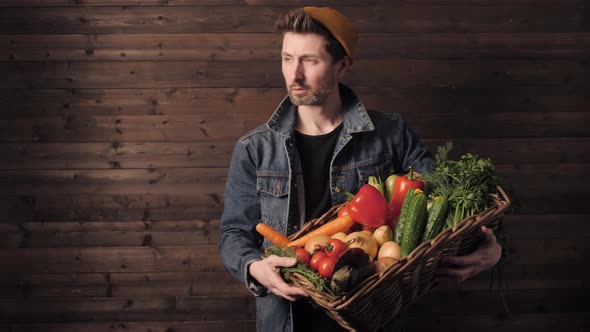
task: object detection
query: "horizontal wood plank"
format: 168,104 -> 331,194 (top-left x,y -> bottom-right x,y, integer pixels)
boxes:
8,321 -> 256,332
0,228 -> 218,248
2,33 -> 589,61
0,289 -> 586,323
0,296 -> 256,323
0,262 -> 582,300
1,138 -> 589,170
403,312 -> 590,332
4,313 -> 588,332
1,60 -> 588,90
0,194 -> 225,222
0,142 -> 236,170
0,0 -> 586,6
406,287 -> 590,316
0,246 -> 226,273
0,162 -> 588,194
0,271 -> 250,298
0,214 -> 588,248
504,238 -> 588,265
2,86 -> 588,118
0,168 -> 228,195
0,6 -> 586,34
0,236 -> 584,275
1,112 -> 589,143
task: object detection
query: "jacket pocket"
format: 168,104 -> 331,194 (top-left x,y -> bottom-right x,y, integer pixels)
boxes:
354,155 -> 395,186
256,171 -> 290,197
256,171 -> 290,240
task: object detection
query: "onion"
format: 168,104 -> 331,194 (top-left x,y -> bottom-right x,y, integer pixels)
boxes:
331,232 -> 347,242
344,232 -> 378,259
378,241 -> 401,260
304,234 -> 331,255
375,256 -> 398,274
372,225 -> 393,247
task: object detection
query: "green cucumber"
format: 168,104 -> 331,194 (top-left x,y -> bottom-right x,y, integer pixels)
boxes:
400,189 -> 428,257
393,188 -> 417,244
422,196 -> 449,242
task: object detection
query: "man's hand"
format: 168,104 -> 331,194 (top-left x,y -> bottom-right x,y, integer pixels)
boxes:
249,255 -> 309,301
437,226 -> 502,283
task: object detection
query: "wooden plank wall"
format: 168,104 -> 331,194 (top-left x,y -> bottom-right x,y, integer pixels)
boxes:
0,1 -> 588,331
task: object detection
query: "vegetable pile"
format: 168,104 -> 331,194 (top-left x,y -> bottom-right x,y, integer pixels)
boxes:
256,143 -> 504,295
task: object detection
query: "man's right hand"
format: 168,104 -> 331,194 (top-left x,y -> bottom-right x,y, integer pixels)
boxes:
249,255 -> 309,301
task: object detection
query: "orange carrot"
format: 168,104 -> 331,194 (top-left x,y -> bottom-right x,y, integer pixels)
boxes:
287,215 -> 354,248
255,223 -> 290,247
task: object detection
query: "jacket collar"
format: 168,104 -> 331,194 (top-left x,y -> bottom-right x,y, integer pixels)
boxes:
266,83 -> 374,137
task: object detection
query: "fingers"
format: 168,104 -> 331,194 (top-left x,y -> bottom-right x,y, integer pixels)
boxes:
265,270 -> 308,300
481,226 -> 497,244
266,255 -> 299,268
270,283 -> 308,301
252,255 -> 308,301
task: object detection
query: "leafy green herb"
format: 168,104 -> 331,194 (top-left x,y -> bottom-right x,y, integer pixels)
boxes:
422,142 -> 502,225
265,246 -> 335,296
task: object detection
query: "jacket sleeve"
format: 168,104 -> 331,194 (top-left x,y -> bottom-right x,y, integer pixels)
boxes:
395,114 -> 435,174
218,138 -> 266,295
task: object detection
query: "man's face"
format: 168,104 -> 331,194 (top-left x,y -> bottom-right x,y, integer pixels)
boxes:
281,32 -> 342,106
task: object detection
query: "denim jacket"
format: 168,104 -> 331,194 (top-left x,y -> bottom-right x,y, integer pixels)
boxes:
218,84 -> 434,332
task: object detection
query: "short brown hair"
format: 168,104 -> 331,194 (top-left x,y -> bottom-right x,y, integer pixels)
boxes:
275,8 -> 347,63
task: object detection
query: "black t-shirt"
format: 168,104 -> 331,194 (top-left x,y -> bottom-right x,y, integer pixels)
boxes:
294,123 -> 343,220
293,123 -> 346,332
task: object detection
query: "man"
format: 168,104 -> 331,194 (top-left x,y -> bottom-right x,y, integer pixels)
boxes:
218,7 -> 502,332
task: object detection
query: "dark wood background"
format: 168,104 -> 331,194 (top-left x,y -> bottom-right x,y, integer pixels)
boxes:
0,1 -> 588,331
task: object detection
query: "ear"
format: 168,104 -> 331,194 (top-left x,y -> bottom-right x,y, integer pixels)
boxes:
336,56 -> 352,80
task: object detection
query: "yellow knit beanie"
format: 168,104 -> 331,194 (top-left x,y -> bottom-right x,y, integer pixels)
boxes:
303,6 -> 358,60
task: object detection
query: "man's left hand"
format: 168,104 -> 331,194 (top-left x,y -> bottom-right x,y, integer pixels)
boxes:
436,225 -> 502,283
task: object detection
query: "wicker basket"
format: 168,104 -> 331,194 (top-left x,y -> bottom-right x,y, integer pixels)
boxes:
287,186 -> 511,332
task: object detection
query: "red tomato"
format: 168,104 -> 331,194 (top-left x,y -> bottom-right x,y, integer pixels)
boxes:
309,251 -> 327,271
318,256 -> 338,278
325,239 -> 346,258
293,247 -> 310,265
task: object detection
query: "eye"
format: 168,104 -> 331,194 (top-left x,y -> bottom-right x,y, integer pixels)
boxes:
282,57 -> 292,62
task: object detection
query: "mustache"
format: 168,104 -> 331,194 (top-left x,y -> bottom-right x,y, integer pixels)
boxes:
288,82 -> 310,90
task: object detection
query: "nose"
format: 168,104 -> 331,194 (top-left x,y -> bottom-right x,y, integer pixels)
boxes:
292,59 -> 304,82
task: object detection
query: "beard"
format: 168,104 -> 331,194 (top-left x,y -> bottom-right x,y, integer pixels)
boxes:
287,78 -> 335,106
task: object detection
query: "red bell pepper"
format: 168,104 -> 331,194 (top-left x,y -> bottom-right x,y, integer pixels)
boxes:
385,166 -> 425,229
347,184 -> 388,228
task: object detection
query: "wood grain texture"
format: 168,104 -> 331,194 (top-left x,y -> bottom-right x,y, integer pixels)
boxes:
0,0 -> 586,6
0,194 -> 225,222
2,33 -> 589,61
0,214 -> 588,248
2,85 -> 588,118
1,112 -> 590,143
403,312 -> 590,332
8,321 -> 256,332
0,138 -> 589,170
0,246 -> 225,273
0,296 -> 256,323
0,271 -> 250,298
0,2 -> 587,331
2,59 -> 589,89
0,6 -> 586,34
0,262 -> 583,300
